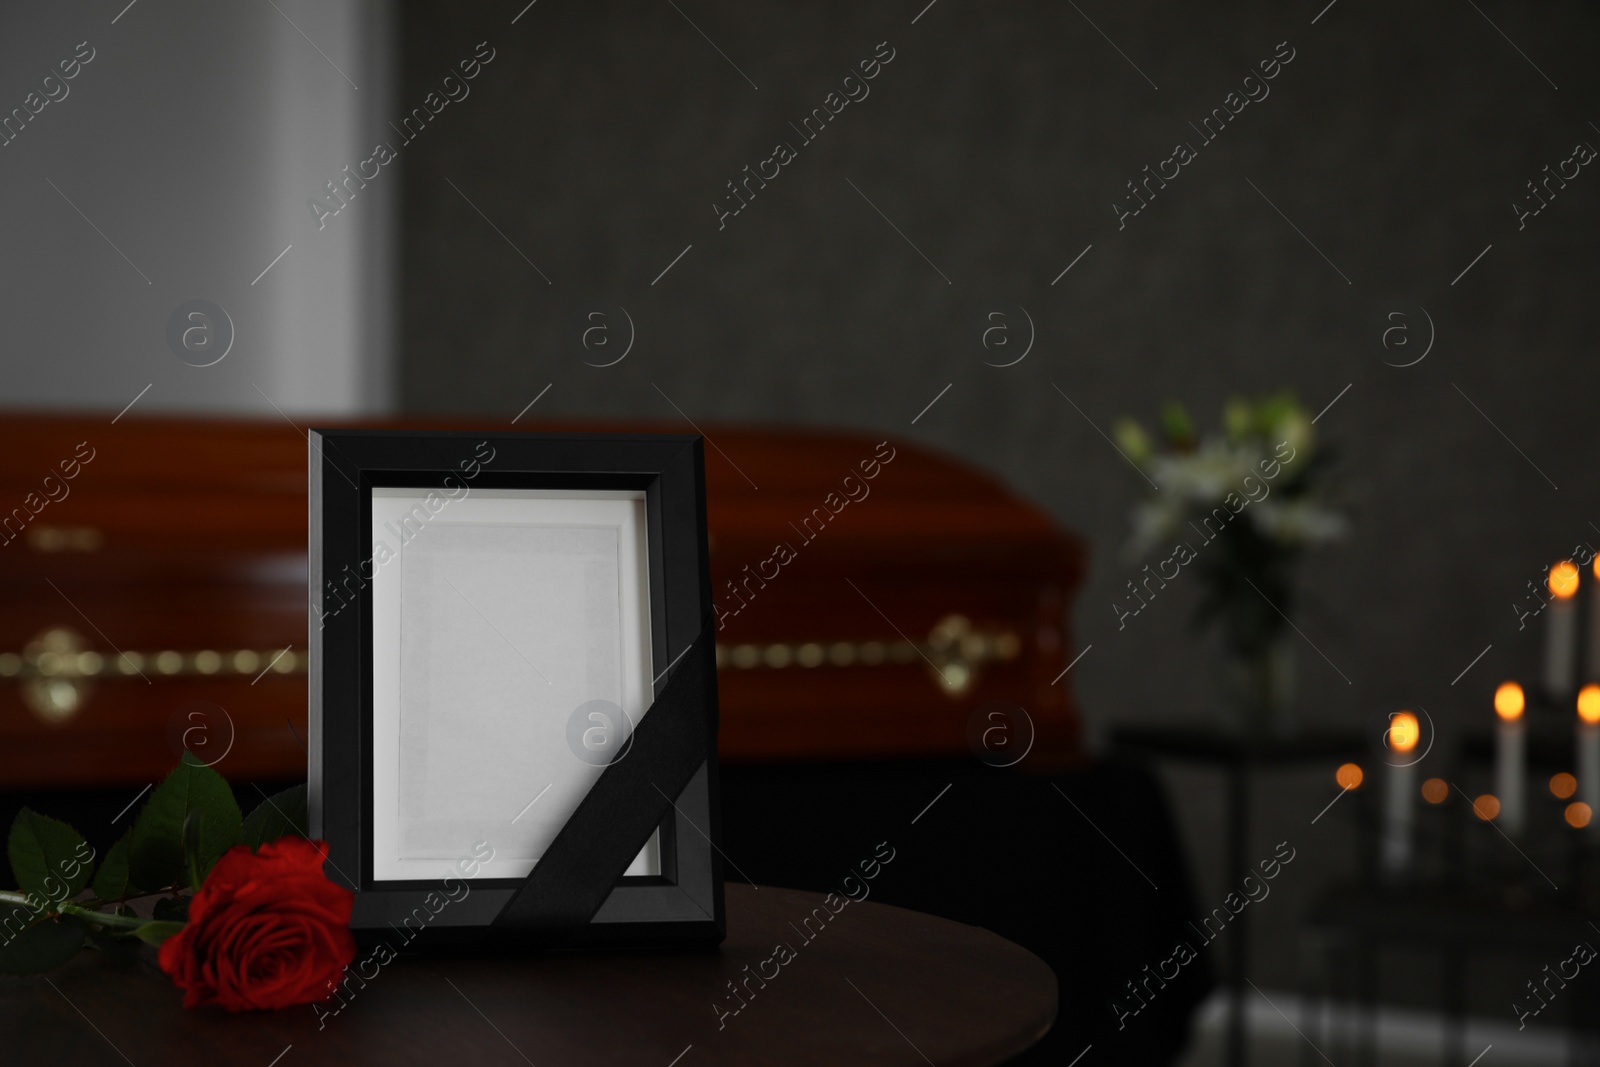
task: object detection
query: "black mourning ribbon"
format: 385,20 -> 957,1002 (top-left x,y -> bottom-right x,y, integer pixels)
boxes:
491,623 -> 717,940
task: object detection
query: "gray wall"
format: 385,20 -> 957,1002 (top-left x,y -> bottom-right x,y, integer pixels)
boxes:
400,0 -> 1597,993
0,0 -> 396,415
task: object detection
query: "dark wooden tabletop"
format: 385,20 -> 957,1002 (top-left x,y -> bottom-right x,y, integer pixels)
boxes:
3,884 -> 1057,1066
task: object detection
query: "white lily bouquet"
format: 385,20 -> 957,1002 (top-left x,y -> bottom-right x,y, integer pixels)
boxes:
1114,393 -> 1347,729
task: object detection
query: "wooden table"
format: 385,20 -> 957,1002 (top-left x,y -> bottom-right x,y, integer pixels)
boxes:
3,885 -> 1056,1065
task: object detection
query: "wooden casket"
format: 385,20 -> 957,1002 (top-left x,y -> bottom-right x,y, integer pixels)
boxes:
0,414 -> 1086,788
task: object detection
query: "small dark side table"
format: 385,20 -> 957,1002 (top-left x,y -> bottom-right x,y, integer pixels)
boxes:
1112,726 -> 1368,1067
1302,883 -> 1600,1066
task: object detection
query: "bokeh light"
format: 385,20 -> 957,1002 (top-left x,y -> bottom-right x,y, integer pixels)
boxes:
1494,682 -> 1525,721
1549,560 -> 1580,599
1388,712 -> 1420,752
1579,685 -> 1600,725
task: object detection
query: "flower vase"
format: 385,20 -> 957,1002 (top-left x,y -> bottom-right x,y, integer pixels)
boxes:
1220,633 -> 1297,738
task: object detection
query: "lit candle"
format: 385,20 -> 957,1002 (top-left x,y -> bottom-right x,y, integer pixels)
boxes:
1544,561 -> 1580,699
1578,684 -> 1600,840
1380,710 -> 1420,880
1494,681 -> 1527,837
1588,559 -> 1600,682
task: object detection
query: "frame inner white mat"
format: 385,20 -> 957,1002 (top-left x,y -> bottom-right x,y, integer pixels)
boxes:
369,487 -> 657,881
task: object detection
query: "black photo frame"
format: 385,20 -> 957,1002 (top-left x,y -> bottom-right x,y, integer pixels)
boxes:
307,429 -> 723,949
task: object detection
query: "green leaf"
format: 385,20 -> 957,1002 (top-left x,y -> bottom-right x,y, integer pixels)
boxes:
1159,401 -> 1194,446
127,752 -> 243,892
1112,418 -> 1153,467
129,920 -> 185,947
152,896 -> 189,923
182,812 -> 205,894
0,909 -> 86,975
7,809 -> 92,904
91,829 -> 140,901
241,784 -> 309,849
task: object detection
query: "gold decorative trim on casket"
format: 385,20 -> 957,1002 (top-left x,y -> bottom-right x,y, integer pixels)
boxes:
5,614 -> 1019,725
2,627 -> 305,725
714,614 -> 1021,698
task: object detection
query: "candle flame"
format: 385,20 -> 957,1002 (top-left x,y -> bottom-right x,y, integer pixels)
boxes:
1579,684 -> 1600,725
1388,711 -> 1420,752
1494,682 -> 1525,721
1549,560 -> 1580,599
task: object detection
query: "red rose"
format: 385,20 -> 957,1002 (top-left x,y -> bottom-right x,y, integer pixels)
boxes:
158,837 -> 356,1011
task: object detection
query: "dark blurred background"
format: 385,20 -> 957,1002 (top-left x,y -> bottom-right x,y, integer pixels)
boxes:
393,3 -> 1600,1055
4,0 -> 1600,1062
396,0 -> 1599,754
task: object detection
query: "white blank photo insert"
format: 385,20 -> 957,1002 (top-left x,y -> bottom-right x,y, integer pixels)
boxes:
369,488 -> 657,881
